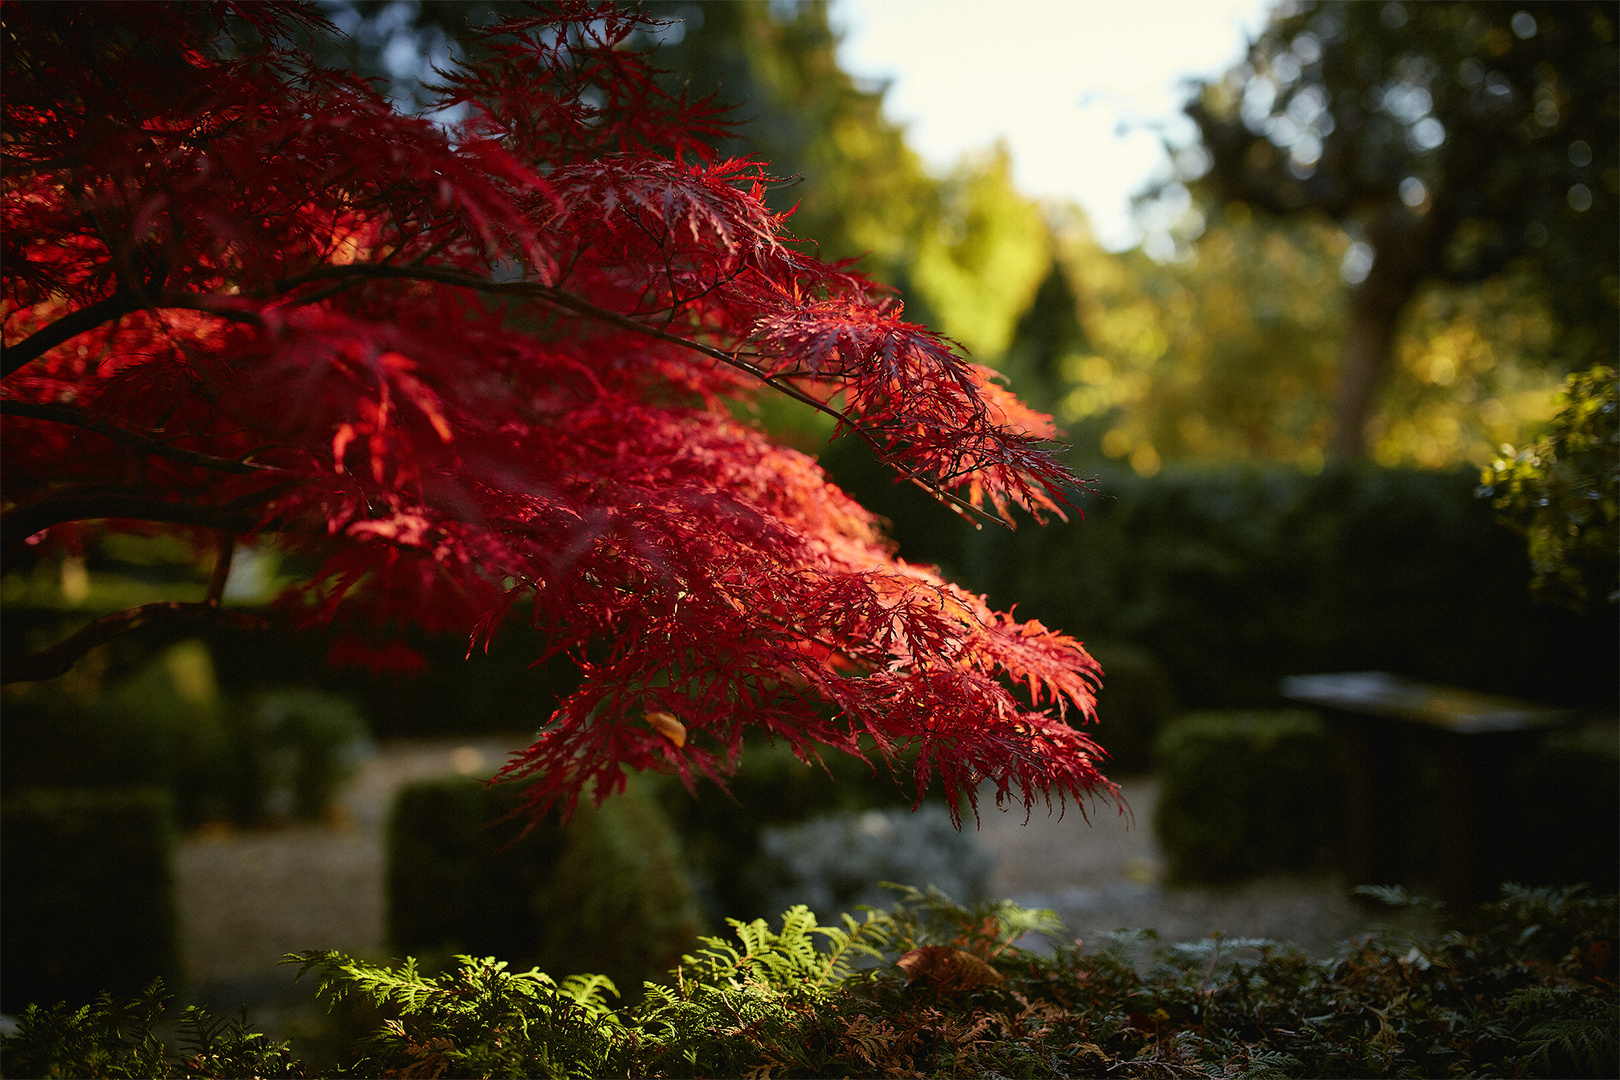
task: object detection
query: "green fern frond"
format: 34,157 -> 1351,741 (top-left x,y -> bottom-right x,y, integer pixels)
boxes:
556,973 -> 621,1021
1510,985 -> 1620,1077
811,908 -> 896,988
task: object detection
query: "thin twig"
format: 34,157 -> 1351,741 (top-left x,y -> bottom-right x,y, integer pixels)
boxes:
205,532 -> 237,606
0,400 -> 277,474
0,602 -> 270,684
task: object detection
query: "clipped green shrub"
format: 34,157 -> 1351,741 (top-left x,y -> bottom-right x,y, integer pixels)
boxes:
0,646 -> 368,829
1501,721 -> 1620,890
387,776 -> 700,999
1154,709 -> 1342,882
387,777 -> 567,967
1083,641 -> 1180,773
0,787 -> 179,1014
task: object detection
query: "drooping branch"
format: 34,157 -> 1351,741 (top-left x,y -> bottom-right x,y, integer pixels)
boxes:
1,291 -> 265,380
1,292 -> 142,379
1,491 -> 269,553
0,401 -> 278,474
0,601 -> 270,683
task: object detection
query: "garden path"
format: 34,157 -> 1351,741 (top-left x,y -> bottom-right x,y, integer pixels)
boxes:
176,738 -> 1413,1006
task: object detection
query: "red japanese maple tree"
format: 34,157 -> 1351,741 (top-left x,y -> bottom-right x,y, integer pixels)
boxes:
1,2 -> 1115,822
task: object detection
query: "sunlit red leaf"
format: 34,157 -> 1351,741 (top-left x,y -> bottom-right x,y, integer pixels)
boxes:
1,0 -> 1117,825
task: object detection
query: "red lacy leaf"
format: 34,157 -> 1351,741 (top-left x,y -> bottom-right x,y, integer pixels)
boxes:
2,1 -> 1118,825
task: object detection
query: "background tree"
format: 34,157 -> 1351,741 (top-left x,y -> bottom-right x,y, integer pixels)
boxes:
0,2 -> 1116,822
1040,199 -> 1577,474
1186,0 -> 1618,459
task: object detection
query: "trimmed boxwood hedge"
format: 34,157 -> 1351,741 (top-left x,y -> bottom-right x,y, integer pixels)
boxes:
386,775 -> 701,1001
1153,709 -> 1343,882
0,787 -> 179,1014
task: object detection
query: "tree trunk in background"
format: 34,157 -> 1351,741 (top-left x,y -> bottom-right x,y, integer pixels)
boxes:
1332,281 -> 1406,460
1330,211 -> 1430,461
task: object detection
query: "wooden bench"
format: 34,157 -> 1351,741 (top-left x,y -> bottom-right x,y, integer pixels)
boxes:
1280,671 -> 1582,906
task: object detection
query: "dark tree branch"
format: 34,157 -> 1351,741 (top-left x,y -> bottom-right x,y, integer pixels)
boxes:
205,532 -> 236,606
1,292 -> 141,379
0,400 -> 277,474
1,491 -> 268,552
1,291 -> 264,380
0,602 -> 270,684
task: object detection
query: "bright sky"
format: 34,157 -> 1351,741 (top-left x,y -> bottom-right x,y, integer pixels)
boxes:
831,0 -> 1274,251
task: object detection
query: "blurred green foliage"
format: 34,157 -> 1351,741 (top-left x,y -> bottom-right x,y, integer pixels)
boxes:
1183,0 -> 1617,457
1,641 -> 367,828
1481,365 -> 1619,609
1,788 -> 180,1014
1154,710 -> 1342,882
386,775 -> 701,1002
826,450 -> 1619,714
1049,211 -> 1577,473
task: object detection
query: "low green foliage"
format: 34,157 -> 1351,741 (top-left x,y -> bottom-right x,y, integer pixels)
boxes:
0,981 -> 305,1079
287,953 -> 621,1079
4,885 -> 1614,1078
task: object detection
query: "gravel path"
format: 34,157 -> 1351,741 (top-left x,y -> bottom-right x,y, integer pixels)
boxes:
177,741 -> 1415,1002
977,778 -> 1413,958
178,738 -> 527,1002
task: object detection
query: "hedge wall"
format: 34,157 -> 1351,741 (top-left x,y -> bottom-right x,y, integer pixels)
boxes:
822,451 -> 1618,714
6,461 -> 1611,743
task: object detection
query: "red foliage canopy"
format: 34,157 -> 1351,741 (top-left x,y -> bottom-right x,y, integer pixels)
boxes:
1,2 -> 1116,822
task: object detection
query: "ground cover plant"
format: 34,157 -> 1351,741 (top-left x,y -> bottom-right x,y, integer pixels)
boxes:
0,1 -> 1117,823
2,884 -> 1614,1078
